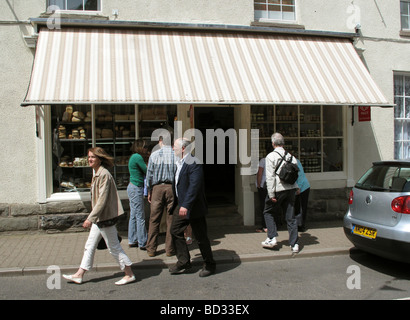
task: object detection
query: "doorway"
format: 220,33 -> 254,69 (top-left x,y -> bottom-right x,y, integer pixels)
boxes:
194,107 -> 235,206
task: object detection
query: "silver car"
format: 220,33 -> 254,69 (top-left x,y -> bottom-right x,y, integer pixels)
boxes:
343,161 -> 410,263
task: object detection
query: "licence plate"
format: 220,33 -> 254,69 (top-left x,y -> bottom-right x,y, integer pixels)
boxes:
352,224 -> 377,239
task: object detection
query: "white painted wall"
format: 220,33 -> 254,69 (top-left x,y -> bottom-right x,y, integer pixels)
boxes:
0,0 -> 45,203
101,0 -> 254,25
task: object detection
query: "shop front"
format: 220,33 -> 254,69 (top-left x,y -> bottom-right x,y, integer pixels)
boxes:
21,23 -> 390,230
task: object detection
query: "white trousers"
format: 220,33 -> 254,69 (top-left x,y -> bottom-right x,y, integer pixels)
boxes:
80,224 -> 133,271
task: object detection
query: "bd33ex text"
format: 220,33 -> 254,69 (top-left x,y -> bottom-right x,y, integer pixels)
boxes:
160,304 -> 250,317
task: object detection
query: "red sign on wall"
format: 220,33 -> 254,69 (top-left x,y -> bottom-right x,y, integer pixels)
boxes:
358,106 -> 371,122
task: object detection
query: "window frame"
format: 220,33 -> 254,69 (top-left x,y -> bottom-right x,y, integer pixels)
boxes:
47,104 -> 137,200
394,73 -> 410,160
47,0 -> 102,13
254,0 -> 297,23
250,104 -> 347,181
401,1 -> 410,30
41,104 -> 176,202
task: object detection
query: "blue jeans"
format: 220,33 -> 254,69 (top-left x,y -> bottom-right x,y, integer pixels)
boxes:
127,183 -> 147,247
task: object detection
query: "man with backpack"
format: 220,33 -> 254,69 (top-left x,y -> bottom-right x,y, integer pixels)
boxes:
261,132 -> 300,253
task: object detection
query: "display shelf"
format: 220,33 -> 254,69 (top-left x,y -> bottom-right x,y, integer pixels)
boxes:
250,105 -> 344,173
51,104 -> 177,192
52,105 -> 137,192
137,105 -> 177,149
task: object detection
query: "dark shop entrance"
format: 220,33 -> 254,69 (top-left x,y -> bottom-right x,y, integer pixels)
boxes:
193,106 -> 235,206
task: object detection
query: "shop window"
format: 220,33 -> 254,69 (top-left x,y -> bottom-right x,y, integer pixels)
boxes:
48,0 -> 101,11
394,74 -> 410,159
251,105 -> 344,173
52,104 -> 93,193
51,104 -> 176,194
254,0 -> 296,22
401,1 -> 410,30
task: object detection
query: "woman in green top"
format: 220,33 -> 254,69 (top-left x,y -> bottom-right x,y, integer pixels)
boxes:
127,139 -> 148,248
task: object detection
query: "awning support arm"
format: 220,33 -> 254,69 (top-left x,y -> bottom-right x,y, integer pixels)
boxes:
351,105 -> 355,126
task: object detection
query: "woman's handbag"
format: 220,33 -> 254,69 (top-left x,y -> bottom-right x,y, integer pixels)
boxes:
96,217 -> 121,250
96,217 -> 119,228
97,234 -> 122,250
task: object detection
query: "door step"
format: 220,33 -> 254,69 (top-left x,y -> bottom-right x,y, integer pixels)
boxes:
207,204 -> 243,227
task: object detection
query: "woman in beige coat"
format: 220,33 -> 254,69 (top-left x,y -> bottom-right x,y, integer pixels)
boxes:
63,147 -> 135,285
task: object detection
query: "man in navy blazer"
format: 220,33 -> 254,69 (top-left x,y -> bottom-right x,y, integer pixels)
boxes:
169,138 -> 216,277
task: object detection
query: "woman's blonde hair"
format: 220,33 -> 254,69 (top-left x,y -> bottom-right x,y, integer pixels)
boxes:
88,147 -> 114,168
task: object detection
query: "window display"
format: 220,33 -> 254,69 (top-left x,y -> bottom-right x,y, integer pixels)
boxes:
276,105 -> 298,157
51,104 -> 176,193
52,105 -> 92,193
300,105 -> 321,172
251,105 -> 274,157
251,105 -> 344,173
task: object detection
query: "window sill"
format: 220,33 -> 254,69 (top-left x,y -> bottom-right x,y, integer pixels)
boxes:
47,190 -> 128,202
39,11 -> 108,21
251,20 -> 305,30
400,30 -> 410,37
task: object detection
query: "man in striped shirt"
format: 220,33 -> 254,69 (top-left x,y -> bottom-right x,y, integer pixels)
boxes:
145,136 -> 177,257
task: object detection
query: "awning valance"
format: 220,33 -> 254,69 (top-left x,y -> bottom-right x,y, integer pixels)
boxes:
22,27 -> 390,106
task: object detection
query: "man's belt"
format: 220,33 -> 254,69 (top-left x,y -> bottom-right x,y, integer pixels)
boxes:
153,181 -> 172,186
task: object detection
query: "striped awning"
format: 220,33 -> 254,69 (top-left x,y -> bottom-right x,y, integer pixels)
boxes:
22,27 -> 389,106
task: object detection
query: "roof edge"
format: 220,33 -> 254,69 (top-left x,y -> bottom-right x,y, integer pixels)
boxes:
29,18 -> 357,39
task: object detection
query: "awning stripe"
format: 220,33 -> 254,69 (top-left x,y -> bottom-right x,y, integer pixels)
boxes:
300,38 -> 334,103
22,28 -> 390,106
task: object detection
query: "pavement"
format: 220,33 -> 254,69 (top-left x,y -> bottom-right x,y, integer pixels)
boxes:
0,220 -> 353,277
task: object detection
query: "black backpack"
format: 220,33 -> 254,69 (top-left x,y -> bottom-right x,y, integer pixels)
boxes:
274,151 -> 299,185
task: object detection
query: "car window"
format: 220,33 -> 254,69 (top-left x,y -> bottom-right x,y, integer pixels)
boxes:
356,165 -> 410,192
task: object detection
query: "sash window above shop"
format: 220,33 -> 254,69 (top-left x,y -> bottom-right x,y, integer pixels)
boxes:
394,74 -> 410,159
401,1 -> 410,30
254,0 -> 296,22
48,0 -> 101,11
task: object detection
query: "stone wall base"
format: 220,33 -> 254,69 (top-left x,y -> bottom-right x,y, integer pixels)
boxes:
1,188 -> 349,232
308,188 -> 349,220
0,200 -> 131,233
